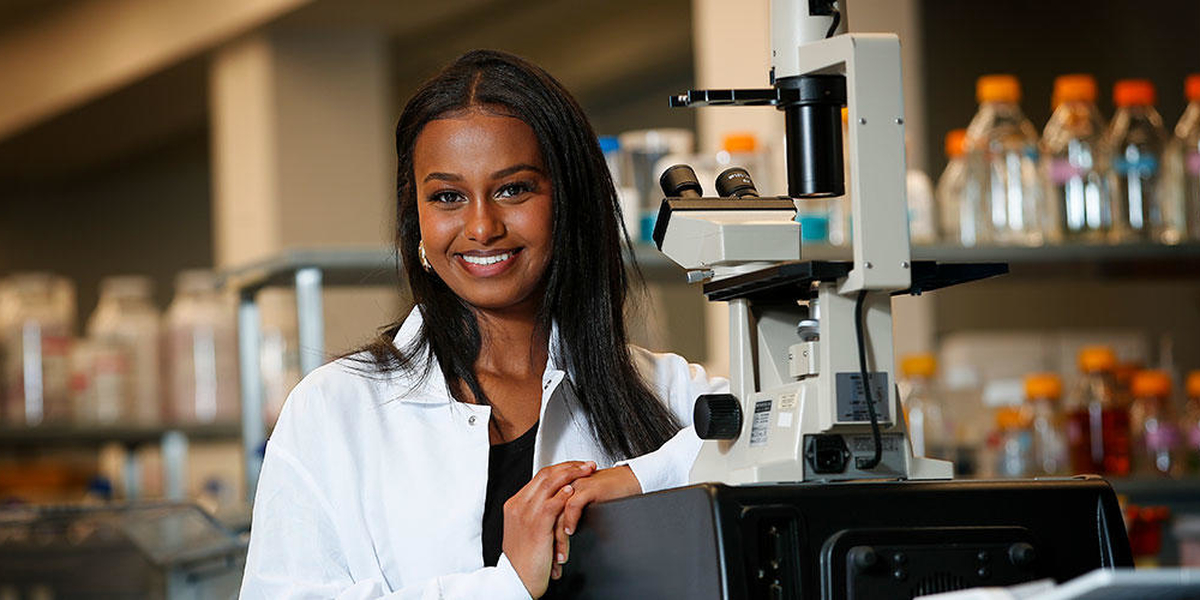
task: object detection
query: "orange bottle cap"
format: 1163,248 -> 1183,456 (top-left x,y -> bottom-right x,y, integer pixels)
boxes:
977,75 -> 1021,104
1114,79 -> 1156,107
1131,370 -> 1172,398
1024,373 -> 1063,400
901,353 -> 938,378
841,106 -> 849,124
1188,370 -> 1200,398
945,129 -> 967,159
1078,346 -> 1117,373
1186,75 -> 1200,103
1052,74 -> 1097,107
995,406 -> 1029,430
722,133 -> 758,153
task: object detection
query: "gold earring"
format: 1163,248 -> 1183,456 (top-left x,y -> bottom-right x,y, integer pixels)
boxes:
418,241 -> 432,271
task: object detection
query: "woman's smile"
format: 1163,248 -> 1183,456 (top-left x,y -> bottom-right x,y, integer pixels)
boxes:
456,248 -> 523,275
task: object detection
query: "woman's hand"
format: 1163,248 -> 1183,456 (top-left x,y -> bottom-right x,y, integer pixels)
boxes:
502,460 -> 597,598
551,465 -> 642,579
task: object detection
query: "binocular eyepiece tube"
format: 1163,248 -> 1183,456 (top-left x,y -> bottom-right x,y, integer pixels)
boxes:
659,164 -> 761,199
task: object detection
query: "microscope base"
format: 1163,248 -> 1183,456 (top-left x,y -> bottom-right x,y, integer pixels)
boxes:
558,477 -> 1131,600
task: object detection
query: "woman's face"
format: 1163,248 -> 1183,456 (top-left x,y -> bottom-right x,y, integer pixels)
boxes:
413,109 -> 554,315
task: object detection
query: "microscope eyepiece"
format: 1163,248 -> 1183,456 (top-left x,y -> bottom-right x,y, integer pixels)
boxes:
715,167 -> 760,198
659,164 -> 704,198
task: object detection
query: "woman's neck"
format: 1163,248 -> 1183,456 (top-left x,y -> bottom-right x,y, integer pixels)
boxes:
473,308 -> 549,379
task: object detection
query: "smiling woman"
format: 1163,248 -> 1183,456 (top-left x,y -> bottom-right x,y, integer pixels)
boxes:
239,49 -> 727,600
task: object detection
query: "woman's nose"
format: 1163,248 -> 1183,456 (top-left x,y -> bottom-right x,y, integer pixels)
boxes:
464,198 -> 506,244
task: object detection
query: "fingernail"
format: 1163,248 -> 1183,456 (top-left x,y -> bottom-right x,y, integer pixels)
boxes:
587,461 -> 597,469
565,527 -> 573,535
563,484 -> 574,494
557,553 -> 566,564
580,463 -> 591,470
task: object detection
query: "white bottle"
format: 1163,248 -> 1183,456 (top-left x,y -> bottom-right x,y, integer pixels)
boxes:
0,273 -> 75,426
900,354 -> 951,460
1108,79 -> 1180,244
87,276 -> 162,425
965,75 -> 1046,246
1040,74 -> 1113,243
1173,74 -> 1200,241
164,270 -> 239,425
907,169 -> 938,245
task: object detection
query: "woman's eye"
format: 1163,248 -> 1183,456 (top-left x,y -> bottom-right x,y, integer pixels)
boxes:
429,190 -> 464,204
496,181 -> 533,199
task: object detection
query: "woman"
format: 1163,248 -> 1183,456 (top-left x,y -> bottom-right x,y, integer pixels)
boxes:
240,49 -> 725,599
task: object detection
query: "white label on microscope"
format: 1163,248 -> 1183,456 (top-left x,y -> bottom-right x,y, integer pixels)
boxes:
750,399 -> 772,447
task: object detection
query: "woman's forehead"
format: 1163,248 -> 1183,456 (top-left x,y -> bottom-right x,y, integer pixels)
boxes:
413,110 -> 545,176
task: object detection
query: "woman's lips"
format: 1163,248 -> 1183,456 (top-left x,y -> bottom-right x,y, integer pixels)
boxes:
455,248 -> 521,277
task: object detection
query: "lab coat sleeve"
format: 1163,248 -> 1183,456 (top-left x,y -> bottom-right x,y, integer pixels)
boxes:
240,393 -> 532,600
618,350 -> 729,493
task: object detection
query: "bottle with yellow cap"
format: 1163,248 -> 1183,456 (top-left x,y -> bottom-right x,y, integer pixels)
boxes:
1177,370 -> 1200,473
965,74 -> 1046,246
1108,79 -> 1182,244
994,406 -> 1033,478
1040,74 -> 1113,243
899,353 -> 951,461
1065,346 -> 1132,476
1129,369 -> 1180,476
1025,373 -> 1068,476
1172,74 -> 1200,241
936,128 -> 983,246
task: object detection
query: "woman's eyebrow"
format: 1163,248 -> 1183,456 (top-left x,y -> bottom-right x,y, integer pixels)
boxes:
423,172 -> 462,183
490,163 -> 545,179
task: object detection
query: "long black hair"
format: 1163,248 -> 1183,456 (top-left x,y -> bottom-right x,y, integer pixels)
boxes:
361,49 -> 680,460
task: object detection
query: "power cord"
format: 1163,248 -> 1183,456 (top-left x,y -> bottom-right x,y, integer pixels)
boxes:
825,9 -> 841,39
854,290 -> 883,469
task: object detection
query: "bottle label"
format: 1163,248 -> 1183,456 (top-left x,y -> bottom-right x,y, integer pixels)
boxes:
1049,158 -> 1086,184
1114,155 -> 1159,177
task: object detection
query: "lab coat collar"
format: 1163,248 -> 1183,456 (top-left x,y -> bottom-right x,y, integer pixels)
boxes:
390,307 -> 568,405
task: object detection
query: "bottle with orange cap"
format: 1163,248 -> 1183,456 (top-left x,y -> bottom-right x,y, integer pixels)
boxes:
965,74 -> 1046,246
899,353 -> 951,461
1179,370 -> 1200,473
1108,79 -> 1182,244
994,406 -> 1033,478
1064,346 -> 1132,476
1025,373 -> 1068,476
936,128 -> 983,246
1129,369 -> 1180,476
1173,74 -> 1200,241
1040,74 -> 1113,243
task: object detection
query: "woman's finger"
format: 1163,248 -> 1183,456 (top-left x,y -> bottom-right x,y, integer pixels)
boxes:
555,510 -> 570,566
524,461 -> 595,501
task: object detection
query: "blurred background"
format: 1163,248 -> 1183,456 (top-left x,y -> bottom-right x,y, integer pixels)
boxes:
2,0 -> 1200,591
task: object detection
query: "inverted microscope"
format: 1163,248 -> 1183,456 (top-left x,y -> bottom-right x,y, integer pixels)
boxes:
561,1 -> 1134,598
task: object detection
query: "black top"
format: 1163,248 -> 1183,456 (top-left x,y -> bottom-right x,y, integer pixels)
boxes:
482,421 -> 539,568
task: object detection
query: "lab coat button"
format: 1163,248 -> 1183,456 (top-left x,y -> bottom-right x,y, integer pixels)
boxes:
468,415 -> 477,426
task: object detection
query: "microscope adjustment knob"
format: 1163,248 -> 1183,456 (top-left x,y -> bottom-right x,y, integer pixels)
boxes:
693,394 -> 742,440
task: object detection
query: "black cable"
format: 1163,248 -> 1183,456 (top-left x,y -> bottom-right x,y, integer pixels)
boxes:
855,290 -> 883,469
825,9 -> 841,39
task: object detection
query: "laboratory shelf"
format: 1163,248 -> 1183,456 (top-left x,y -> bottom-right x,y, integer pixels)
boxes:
0,423 -> 243,447
909,242 -> 1200,279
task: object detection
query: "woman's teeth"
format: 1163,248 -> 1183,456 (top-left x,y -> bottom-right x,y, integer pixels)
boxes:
461,252 -> 513,266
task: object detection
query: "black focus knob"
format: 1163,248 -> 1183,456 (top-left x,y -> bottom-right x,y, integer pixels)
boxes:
715,167 -> 760,198
848,546 -> 878,572
660,164 -> 704,198
693,394 -> 742,440
1008,542 -> 1036,568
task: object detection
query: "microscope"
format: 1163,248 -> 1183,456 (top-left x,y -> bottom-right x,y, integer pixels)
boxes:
560,1 -> 1133,599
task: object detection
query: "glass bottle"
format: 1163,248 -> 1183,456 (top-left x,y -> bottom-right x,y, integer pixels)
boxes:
937,128 -> 980,246
164,270 -> 239,425
965,74 -> 1046,246
1182,370 -> 1200,474
1066,347 -> 1131,476
1025,373 -> 1068,476
0,273 -> 75,426
1109,79 -> 1181,243
900,353 -> 950,460
87,276 -> 162,426
1173,74 -> 1200,241
1040,74 -> 1113,243
1129,369 -> 1180,476
995,406 -> 1033,478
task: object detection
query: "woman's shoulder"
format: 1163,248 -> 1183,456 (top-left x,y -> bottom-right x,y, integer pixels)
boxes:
628,344 -> 715,384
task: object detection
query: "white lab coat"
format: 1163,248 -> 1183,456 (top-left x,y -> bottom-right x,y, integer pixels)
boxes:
239,309 -> 727,599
